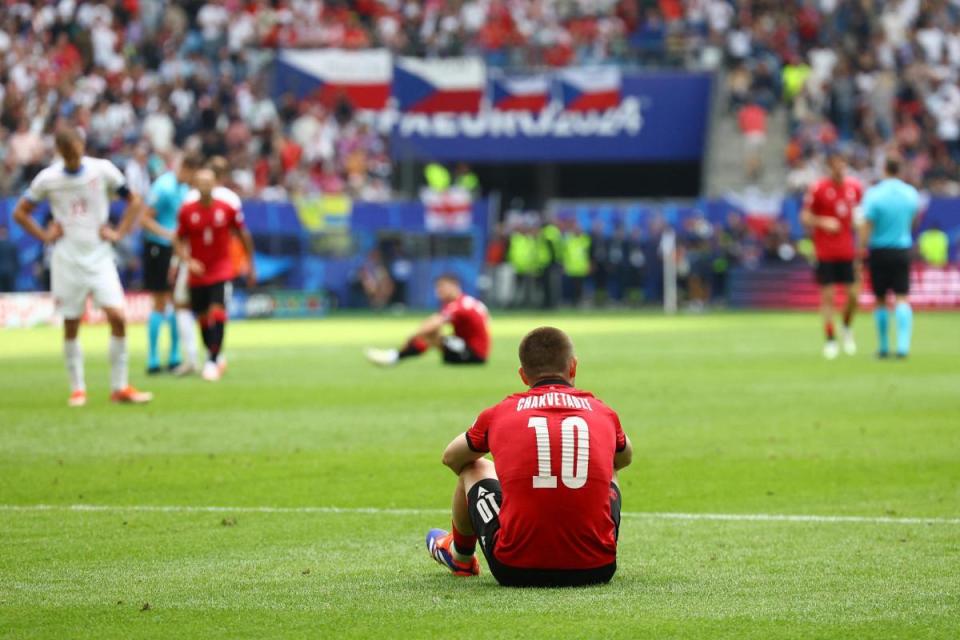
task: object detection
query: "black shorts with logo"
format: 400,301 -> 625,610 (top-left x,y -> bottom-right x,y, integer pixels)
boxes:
868,248 -> 911,298
189,281 -> 228,316
466,478 -> 620,588
814,260 -> 855,286
441,336 -> 486,365
143,241 -> 174,292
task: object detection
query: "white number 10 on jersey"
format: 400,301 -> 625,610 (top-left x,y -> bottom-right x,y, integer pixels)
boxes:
528,416 -> 589,489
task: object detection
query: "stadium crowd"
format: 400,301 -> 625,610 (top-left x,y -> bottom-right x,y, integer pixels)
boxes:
725,0 -> 960,195
5,1 -> 960,198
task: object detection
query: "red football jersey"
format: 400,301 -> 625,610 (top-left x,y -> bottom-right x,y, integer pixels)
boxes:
804,177 -> 863,261
177,197 -> 245,286
441,294 -> 490,359
466,381 -> 627,570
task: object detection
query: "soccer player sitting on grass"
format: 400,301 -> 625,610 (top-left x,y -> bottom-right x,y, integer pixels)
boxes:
365,274 -> 490,367
426,326 -> 633,587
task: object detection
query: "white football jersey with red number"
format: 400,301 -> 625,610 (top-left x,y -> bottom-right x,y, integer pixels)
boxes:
26,156 -> 126,268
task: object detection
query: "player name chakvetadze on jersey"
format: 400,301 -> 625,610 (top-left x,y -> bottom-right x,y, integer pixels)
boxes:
516,392 -> 594,412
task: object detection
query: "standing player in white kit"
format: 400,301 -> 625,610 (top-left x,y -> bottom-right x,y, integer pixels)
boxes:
12,128 -> 153,407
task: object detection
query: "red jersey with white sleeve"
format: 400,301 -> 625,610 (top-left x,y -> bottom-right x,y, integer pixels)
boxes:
441,294 -> 490,359
177,196 -> 245,286
466,381 -> 627,570
804,177 -> 863,261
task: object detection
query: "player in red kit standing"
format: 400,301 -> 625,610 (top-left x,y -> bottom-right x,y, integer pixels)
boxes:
801,152 -> 864,359
425,326 -> 633,586
364,274 -> 490,366
174,168 -> 256,382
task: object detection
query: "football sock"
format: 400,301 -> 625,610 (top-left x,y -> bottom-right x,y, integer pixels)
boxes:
147,311 -> 163,368
167,310 -> 180,366
205,308 -> 227,362
824,321 -> 835,341
895,301 -> 912,355
109,336 -> 128,391
63,339 -> 85,392
874,307 -> 889,354
398,337 -> 428,359
451,523 -> 477,562
842,308 -> 853,329
177,309 -> 198,367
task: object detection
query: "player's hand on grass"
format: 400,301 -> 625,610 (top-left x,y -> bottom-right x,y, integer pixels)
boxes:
188,259 -> 206,276
99,225 -> 121,243
44,221 -> 64,244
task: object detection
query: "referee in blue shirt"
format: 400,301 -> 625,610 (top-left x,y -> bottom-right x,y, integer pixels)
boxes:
859,157 -> 921,358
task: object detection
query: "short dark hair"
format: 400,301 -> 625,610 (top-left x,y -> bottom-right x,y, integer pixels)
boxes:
181,153 -> 205,171
435,273 -> 461,286
206,155 -> 229,179
54,127 -> 83,152
885,156 -> 901,176
518,327 -> 574,380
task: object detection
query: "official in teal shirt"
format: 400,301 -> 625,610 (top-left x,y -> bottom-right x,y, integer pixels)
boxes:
141,155 -> 203,373
860,158 -> 921,358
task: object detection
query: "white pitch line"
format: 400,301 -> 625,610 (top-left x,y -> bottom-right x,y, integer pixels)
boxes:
0,504 -> 958,525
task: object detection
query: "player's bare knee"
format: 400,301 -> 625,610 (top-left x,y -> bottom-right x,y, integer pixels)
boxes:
63,319 -> 81,340
460,458 -> 497,493
104,308 -> 126,336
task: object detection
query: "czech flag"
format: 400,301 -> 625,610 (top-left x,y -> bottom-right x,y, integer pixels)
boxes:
274,49 -> 392,110
490,74 -> 550,112
392,57 -> 486,114
556,67 -> 622,112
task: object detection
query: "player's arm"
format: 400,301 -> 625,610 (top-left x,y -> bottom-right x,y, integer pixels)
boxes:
614,434 -> 633,471
110,189 -> 143,240
100,160 -> 143,242
441,432 -> 485,475
800,205 -> 840,233
173,209 -> 204,276
141,189 -> 175,241
11,198 -> 62,244
414,312 -> 447,338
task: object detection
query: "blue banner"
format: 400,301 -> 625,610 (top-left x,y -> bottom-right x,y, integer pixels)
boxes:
384,72 -> 713,163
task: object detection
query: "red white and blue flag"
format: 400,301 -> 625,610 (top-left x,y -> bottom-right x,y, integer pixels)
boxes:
490,74 -> 550,112
556,67 -> 622,112
275,49 -> 391,110
392,57 -> 486,114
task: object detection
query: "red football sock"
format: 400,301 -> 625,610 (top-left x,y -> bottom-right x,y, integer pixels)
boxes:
824,321 -> 835,341
451,522 -> 476,558
398,337 -> 428,359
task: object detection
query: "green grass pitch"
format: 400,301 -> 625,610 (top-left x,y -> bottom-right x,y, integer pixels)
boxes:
1,311 -> 958,639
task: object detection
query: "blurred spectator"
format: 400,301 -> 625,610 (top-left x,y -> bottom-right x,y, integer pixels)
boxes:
358,249 -> 394,310
738,102 -> 768,182
562,224 -> 591,306
0,225 -> 19,292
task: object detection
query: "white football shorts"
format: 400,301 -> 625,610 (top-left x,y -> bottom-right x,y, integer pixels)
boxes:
51,252 -> 125,319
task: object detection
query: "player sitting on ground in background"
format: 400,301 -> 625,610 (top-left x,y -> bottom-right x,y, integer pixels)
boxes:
174,168 -> 256,382
141,152 -> 203,375
365,274 -> 490,367
859,157 -> 922,359
11,128 -> 153,406
801,151 -> 864,360
426,326 -> 632,586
